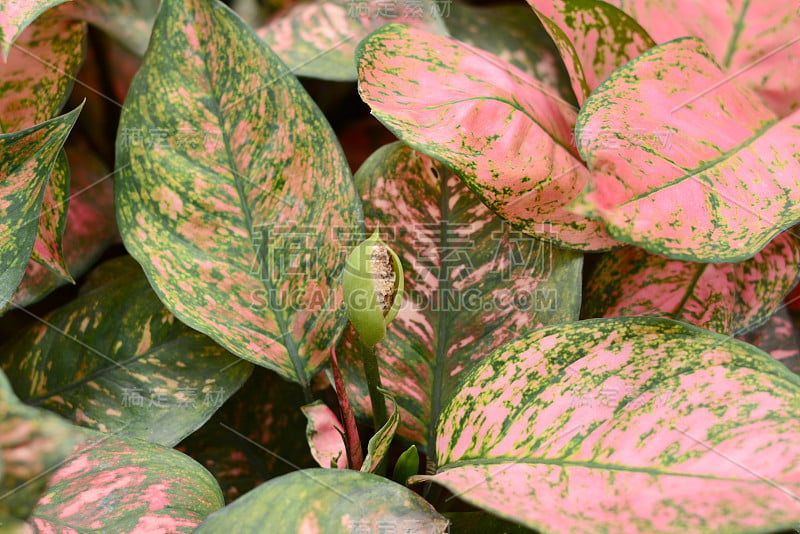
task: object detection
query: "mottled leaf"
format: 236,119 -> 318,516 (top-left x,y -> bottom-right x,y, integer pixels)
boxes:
575,38 -> 800,262
2,256 -> 253,447
29,150 -> 70,281
196,469 -> 448,533
11,136 -> 117,308
58,0 -> 159,56
0,105 -> 82,313
115,0 -> 362,387
360,391 -> 399,473
583,231 -> 800,335
0,0 -> 73,59
257,0 -> 446,81
0,369 -> 85,522
738,308 -> 800,375
356,23 -> 617,250
302,401 -> 347,469
608,0 -> 800,117
446,3 -> 574,103
0,6 -> 85,133
338,142 -> 582,455
528,0 -> 655,104
30,431 -> 223,532
416,317 -> 800,533
176,366 -> 316,503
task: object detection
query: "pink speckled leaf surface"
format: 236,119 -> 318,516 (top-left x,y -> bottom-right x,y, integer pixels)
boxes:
0,105 -> 81,313
302,401 -> 348,469
195,469 -> 448,533
58,0 -> 158,56
257,0 -> 446,81
738,308 -> 800,376
338,142 -> 582,454
608,0 -> 800,117
30,431 -> 224,533
356,24 -> 617,251
583,231 -> 800,335
528,0 -> 655,104
416,317 -> 800,533
575,37 -> 800,262
115,0 -> 362,387
0,0 -> 73,59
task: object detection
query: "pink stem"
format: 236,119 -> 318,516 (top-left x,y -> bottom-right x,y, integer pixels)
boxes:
330,346 -> 363,470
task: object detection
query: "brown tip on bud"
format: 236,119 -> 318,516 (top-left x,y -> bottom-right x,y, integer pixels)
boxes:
370,242 -> 396,315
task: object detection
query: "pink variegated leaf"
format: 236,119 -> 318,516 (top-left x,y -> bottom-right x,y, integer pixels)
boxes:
115,0 -> 362,386
30,431 -> 224,532
416,317 -> 800,533
575,38 -> 800,262
0,6 -> 85,133
302,401 -> 348,469
356,24 -> 617,250
0,369 -> 86,522
195,469 -> 448,533
58,0 -> 158,57
256,0 -> 446,81
0,0 -> 73,59
445,3 -> 573,100
608,0 -> 800,117
12,136 -> 117,308
29,150 -> 71,281
0,105 -> 82,313
360,391 -> 399,474
338,142 -> 581,453
738,308 -> 800,376
583,231 -> 800,335
528,0 -> 655,104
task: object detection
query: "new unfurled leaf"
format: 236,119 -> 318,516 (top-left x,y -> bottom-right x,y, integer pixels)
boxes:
338,143 -> 582,452
0,104 -> 81,313
195,469 -> 448,533
360,391 -> 399,474
30,432 -> 223,532
608,0 -> 800,117
2,256 -> 253,447
528,0 -> 655,104
257,0 -> 446,81
416,317 -> 800,533
115,0 -> 362,386
302,401 -> 347,469
356,24 -> 616,250
392,444 -> 419,485
583,231 -> 800,334
575,38 -> 800,262
0,369 -> 85,522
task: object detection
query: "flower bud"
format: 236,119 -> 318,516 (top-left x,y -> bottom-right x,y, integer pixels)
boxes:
343,228 -> 404,347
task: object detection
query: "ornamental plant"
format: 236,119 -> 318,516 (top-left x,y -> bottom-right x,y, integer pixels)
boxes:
0,0 -> 799,532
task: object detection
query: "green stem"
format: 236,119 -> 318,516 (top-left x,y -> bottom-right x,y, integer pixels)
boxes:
361,342 -> 387,430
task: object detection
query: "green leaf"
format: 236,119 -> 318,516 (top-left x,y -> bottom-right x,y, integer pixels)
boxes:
0,1 -> 73,60
11,136 -> 117,308
417,317 -> 800,533
176,367 -> 316,503
391,444 -> 419,485
115,0 -> 362,387
195,469 -> 448,533
0,369 -> 85,522
528,0 -> 655,104
360,390 -> 399,474
0,104 -> 82,313
583,231 -> 800,335
29,431 -> 223,532
1,256 -> 253,447
445,3 -> 574,104
256,0 -> 447,81
338,142 -> 582,454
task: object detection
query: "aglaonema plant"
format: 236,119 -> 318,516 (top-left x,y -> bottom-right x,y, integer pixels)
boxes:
0,0 -> 799,532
